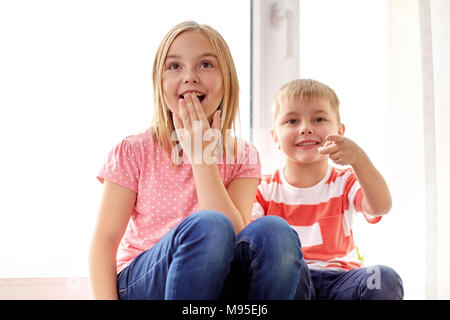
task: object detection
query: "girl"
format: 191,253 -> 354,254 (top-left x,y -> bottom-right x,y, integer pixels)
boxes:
88,21 -> 309,300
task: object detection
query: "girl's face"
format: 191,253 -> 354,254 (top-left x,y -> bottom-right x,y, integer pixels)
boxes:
162,30 -> 224,123
272,97 -> 345,165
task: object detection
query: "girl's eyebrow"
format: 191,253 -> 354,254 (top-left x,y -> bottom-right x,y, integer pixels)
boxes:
166,53 -> 218,60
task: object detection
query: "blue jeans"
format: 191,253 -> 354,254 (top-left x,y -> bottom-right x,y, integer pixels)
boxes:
306,265 -> 404,300
116,210 -> 310,299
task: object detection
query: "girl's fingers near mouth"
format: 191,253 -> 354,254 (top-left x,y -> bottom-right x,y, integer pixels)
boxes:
191,93 -> 208,123
178,97 -> 191,127
184,93 -> 199,123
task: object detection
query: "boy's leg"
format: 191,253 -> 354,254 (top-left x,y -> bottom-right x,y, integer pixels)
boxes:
311,265 -> 404,300
117,210 -> 235,299
221,216 -> 312,300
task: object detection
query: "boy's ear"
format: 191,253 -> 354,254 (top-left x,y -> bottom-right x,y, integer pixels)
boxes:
270,128 -> 281,149
270,128 -> 278,143
338,123 -> 345,136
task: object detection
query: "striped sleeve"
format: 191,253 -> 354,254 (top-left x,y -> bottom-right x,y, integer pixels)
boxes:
346,170 -> 382,224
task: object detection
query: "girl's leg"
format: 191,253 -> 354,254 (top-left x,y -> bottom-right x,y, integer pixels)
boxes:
117,210 -> 235,300
310,265 -> 404,300
222,216 -> 312,300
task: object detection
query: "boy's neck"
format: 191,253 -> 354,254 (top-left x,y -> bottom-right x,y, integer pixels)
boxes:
283,160 -> 329,188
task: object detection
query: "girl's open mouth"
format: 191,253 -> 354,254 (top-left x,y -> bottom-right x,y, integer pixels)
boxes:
179,92 -> 206,102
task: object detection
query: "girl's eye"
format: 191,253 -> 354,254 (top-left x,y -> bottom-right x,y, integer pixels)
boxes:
167,63 -> 180,70
200,62 -> 213,68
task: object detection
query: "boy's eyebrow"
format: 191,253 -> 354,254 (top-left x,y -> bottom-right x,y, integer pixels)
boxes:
312,110 -> 330,115
166,53 -> 218,60
281,109 -> 330,117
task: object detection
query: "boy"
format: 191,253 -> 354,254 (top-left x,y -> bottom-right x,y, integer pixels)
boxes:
252,79 -> 404,299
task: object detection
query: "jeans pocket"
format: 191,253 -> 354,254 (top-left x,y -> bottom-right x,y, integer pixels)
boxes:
118,287 -> 128,300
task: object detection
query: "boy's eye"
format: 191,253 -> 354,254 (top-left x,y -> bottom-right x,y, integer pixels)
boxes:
314,117 -> 326,123
287,119 -> 298,125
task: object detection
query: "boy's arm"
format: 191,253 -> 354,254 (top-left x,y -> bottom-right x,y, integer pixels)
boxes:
318,135 -> 392,216
351,152 -> 392,216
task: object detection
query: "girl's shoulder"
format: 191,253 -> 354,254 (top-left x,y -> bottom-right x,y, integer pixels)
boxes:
234,138 -> 260,165
120,127 -> 158,151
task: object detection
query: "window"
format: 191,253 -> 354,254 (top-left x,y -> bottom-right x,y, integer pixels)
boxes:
0,0 -> 251,278
252,0 -> 450,299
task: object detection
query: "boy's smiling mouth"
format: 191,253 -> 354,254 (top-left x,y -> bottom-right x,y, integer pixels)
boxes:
296,140 -> 320,148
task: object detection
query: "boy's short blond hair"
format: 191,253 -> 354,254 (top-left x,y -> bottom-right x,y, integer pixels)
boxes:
272,79 -> 341,125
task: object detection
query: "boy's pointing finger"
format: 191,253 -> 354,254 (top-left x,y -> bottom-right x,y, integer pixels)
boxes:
318,143 -> 339,154
326,134 -> 343,142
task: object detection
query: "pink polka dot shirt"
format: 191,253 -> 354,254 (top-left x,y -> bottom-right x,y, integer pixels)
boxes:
97,128 -> 261,273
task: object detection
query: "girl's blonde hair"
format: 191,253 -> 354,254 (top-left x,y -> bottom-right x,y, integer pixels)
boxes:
151,21 -> 240,164
272,79 -> 341,125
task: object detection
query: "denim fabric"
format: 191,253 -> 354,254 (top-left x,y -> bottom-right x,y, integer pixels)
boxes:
221,215 -> 311,300
117,211 -> 309,300
117,210 -> 235,299
308,265 -> 404,300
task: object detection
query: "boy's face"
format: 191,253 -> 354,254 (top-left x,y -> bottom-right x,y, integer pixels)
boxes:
272,97 -> 345,165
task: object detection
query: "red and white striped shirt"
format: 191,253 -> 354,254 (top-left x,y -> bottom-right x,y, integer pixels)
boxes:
252,165 -> 381,271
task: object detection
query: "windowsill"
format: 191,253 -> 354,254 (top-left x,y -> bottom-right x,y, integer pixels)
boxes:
0,277 -> 91,300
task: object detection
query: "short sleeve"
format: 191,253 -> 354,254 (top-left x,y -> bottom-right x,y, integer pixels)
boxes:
347,170 -> 382,224
97,138 -> 141,192
232,140 -> 262,180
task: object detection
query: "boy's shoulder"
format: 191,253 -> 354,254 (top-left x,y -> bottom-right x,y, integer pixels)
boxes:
326,165 -> 355,184
259,165 -> 356,188
260,169 -> 282,185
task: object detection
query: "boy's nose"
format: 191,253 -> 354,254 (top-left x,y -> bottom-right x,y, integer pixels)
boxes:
299,125 -> 313,135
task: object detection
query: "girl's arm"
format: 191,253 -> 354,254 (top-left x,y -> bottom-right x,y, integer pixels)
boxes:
173,94 -> 260,233
192,163 -> 260,233
88,181 -> 135,299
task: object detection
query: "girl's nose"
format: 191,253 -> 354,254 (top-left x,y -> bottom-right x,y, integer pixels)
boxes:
183,68 -> 199,84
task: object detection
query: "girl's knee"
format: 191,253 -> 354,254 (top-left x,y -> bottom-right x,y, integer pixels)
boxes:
245,216 -> 301,248
241,216 -> 302,263
179,210 -> 235,247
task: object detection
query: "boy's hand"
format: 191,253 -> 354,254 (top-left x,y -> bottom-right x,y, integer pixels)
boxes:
317,134 -> 366,166
319,134 -> 392,216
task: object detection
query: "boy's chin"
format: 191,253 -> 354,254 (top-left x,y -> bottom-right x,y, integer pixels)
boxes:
290,155 -> 327,165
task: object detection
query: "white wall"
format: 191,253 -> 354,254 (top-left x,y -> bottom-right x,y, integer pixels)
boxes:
430,0 -> 450,300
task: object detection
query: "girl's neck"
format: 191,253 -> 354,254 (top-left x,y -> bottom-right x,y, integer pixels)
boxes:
283,160 -> 329,188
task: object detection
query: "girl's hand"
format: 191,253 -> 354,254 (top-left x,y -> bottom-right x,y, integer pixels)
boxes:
317,134 -> 367,166
172,93 -> 221,164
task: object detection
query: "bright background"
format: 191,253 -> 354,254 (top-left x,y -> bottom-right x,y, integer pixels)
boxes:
1,0 -> 449,300
0,0 -> 251,278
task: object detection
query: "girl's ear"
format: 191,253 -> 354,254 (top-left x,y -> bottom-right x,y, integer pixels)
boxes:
338,123 -> 345,136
